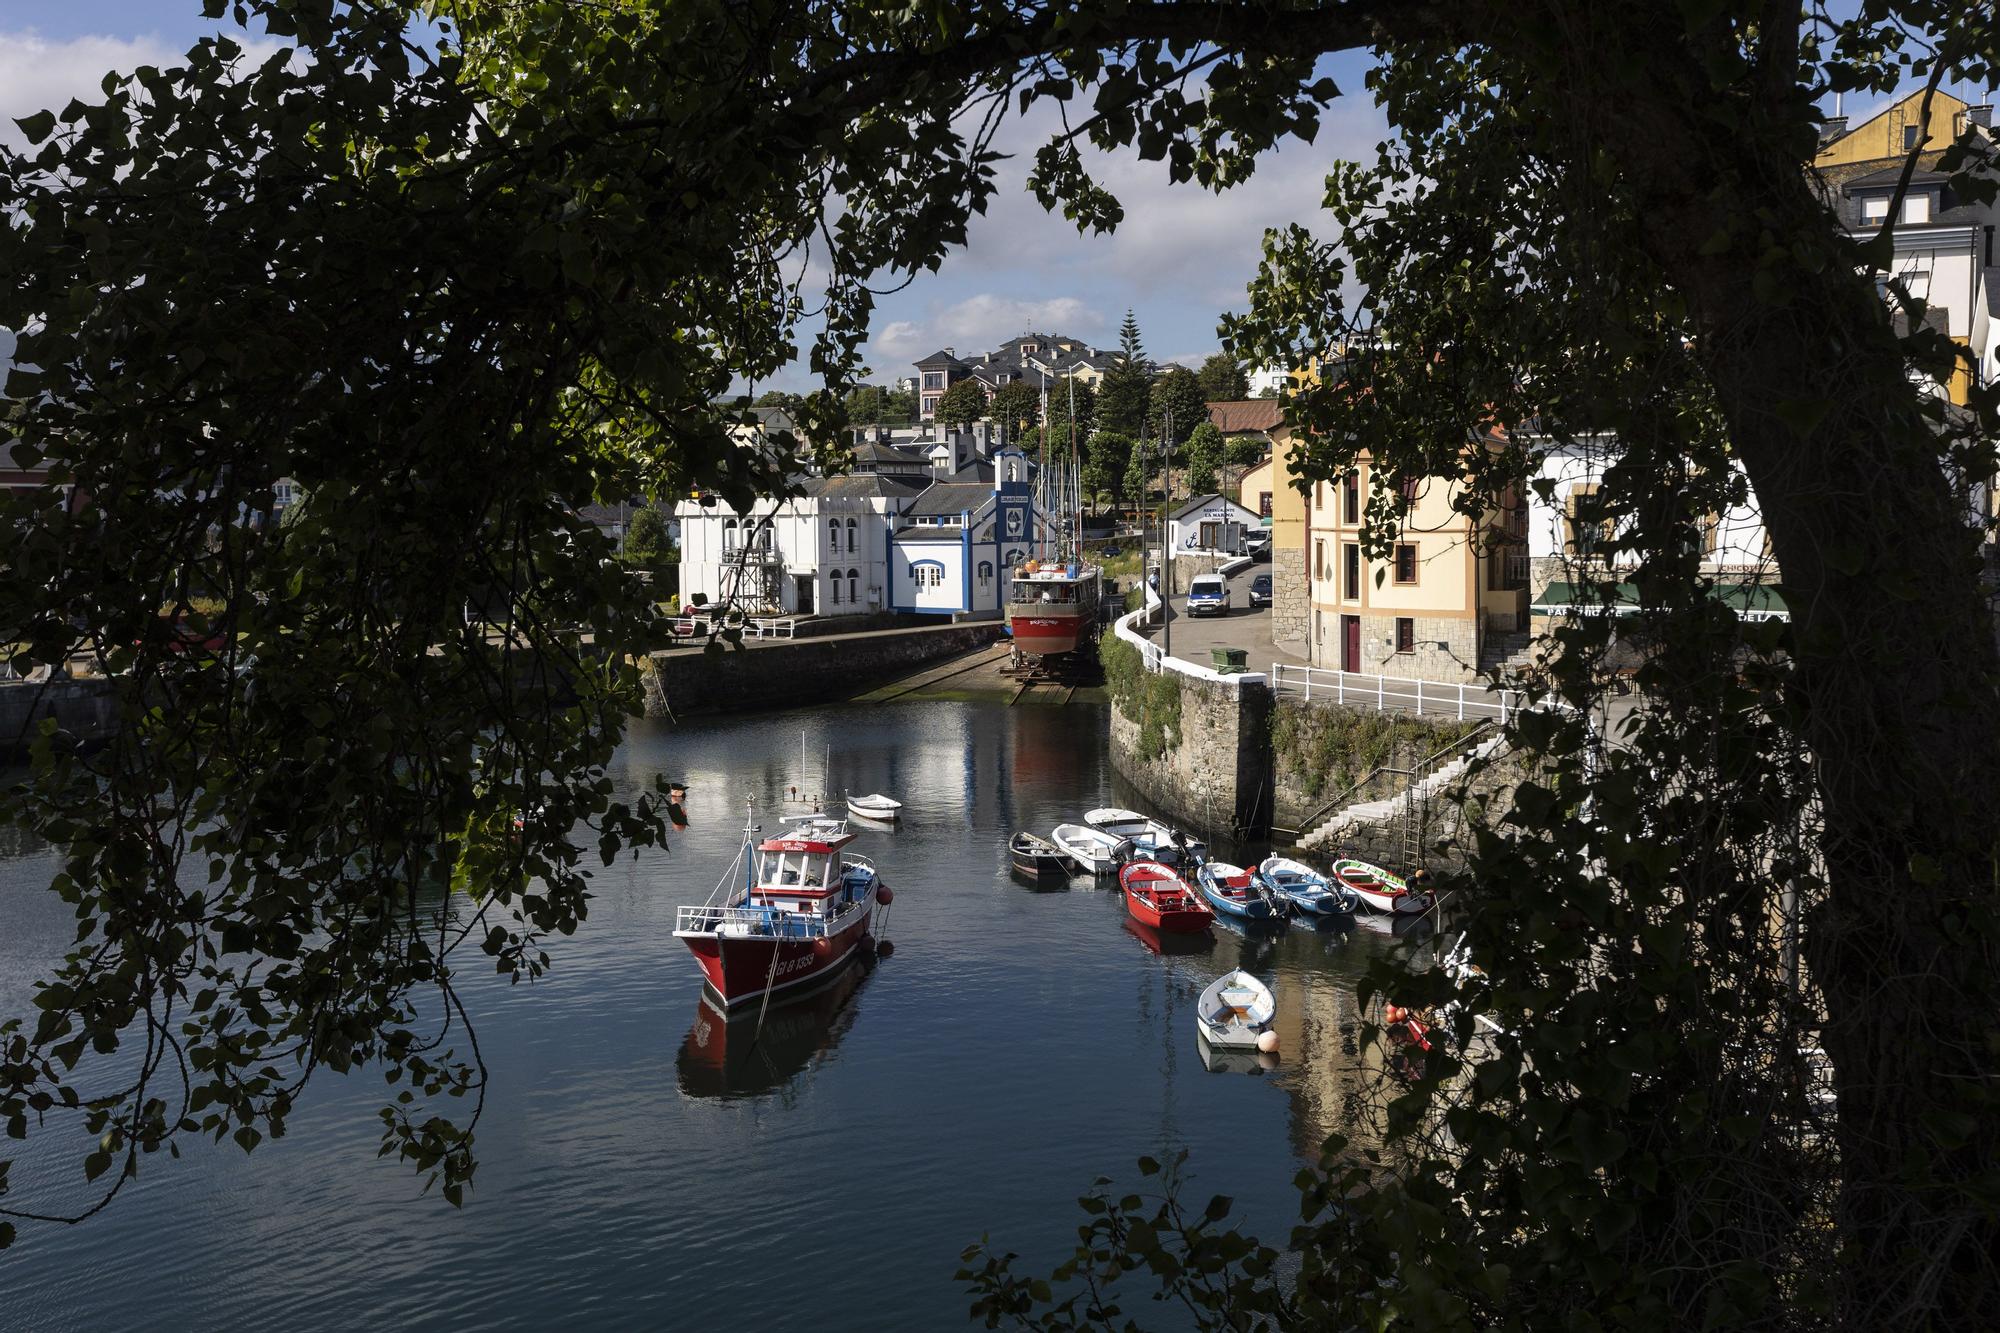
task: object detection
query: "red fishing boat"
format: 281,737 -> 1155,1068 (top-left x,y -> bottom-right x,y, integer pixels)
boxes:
1120,859 -> 1214,933
674,810 -> 890,1011
1005,375 -> 1101,661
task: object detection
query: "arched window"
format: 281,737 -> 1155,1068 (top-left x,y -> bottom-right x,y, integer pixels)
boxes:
911,560 -> 945,592
830,573 -> 842,605
845,517 -> 858,553
977,560 -> 993,589
828,517 -> 840,553
723,517 -> 738,552
848,568 -> 860,602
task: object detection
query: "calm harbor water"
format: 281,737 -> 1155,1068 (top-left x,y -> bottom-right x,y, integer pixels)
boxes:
0,699 -> 1428,1330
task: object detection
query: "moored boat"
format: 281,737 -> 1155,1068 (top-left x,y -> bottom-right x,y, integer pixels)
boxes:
1050,823 -> 1132,875
1083,807 -> 1207,865
846,792 -> 902,821
1009,831 -> 1070,879
1195,970 -> 1277,1049
1331,858 -> 1434,915
1120,860 -> 1213,933
673,809 -> 887,1011
1259,856 -> 1359,918
1195,861 -> 1284,920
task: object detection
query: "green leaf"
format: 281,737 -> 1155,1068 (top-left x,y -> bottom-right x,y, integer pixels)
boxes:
14,109 -> 55,144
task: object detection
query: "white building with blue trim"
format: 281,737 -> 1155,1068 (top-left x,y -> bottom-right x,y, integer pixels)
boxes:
889,446 -> 1044,619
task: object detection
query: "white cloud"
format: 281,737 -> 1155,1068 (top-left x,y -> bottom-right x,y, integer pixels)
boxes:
0,28 -> 286,151
861,292 -> 1106,377
0,31 -> 179,148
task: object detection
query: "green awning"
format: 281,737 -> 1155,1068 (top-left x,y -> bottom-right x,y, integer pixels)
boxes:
1530,580 -> 1789,622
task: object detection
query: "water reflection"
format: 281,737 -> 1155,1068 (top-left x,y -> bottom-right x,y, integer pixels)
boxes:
1198,1039 -> 1280,1077
676,958 -> 874,1100
1123,916 -> 1216,957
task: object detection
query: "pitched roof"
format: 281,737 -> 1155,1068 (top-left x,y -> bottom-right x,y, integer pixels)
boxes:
915,348 -> 967,367
846,439 -> 925,466
904,480 -> 993,518
1206,400 -> 1284,435
1169,492 -> 1259,522
806,473 -> 928,500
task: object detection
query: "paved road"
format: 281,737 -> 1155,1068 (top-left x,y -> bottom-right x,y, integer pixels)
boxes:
1131,559 -> 1311,674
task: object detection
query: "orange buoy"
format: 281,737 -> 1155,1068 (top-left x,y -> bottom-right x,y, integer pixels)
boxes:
876,885 -> 893,905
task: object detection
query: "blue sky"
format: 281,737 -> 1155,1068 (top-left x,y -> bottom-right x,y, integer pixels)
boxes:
0,4 -> 1974,391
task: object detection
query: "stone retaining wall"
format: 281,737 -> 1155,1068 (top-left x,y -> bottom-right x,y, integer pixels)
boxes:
0,677 -> 121,756
645,622 -> 1003,716
1108,669 -> 1272,839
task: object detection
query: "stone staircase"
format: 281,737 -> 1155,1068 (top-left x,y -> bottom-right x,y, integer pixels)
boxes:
1297,733 -> 1511,863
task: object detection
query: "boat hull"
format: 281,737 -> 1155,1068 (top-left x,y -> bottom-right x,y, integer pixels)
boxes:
1196,878 -> 1282,920
1011,850 -> 1069,878
1120,866 -> 1213,933
1007,608 -> 1092,656
1332,858 -> 1434,915
677,905 -> 876,1011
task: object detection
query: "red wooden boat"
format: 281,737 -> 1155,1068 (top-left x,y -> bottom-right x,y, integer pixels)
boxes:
674,811 -> 889,1011
1120,859 -> 1214,933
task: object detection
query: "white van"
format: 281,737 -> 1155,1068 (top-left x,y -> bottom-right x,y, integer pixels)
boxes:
1186,573 -> 1228,616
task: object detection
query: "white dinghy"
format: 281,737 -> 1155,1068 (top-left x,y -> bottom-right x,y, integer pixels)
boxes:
1194,970 -> 1277,1050
846,793 -> 903,822
1050,823 -> 1133,875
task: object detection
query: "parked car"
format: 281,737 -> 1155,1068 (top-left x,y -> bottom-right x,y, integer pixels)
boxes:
1248,573 -> 1273,608
1100,543 -> 1122,557
1243,532 -> 1272,559
1186,573 -> 1229,617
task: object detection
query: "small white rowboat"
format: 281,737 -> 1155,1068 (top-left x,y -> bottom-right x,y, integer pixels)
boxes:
1195,970 -> 1277,1050
846,793 -> 903,820
1050,823 -> 1132,875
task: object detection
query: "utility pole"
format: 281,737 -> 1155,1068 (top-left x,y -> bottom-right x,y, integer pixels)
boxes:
1157,428 -> 1171,660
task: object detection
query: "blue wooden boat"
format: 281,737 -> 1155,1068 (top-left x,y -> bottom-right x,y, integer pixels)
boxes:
1259,856 -> 1359,918
1195,861 -> 1284,920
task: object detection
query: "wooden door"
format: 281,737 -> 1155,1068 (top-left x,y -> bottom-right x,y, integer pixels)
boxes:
1342,615 -> 1361,673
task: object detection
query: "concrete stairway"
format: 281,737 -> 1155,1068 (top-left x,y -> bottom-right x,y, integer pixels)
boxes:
1297,733 -> 1510,856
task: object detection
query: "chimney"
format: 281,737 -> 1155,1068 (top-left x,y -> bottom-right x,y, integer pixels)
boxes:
1819,115 -> 1848,145
1969,105 -> 1994,129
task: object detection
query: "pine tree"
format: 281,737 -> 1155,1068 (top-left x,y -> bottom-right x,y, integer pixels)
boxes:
1096,309 -> 1152,437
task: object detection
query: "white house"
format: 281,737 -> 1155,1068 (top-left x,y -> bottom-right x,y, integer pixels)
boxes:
1167,493 -> 1260,556
1520,430 -> 1782,625
674,470 -> 928,616
890,447 -> 1043,618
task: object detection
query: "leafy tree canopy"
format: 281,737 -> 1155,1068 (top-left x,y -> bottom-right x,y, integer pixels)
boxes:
1182,421 -> 1224,494
1147,365 -> 1208,448
934,379 -> 990,430
1046,376 -> 1096,452
1196,352 -> 1249,401
1,6 -> 1997,1327
988,380 -> 1041,441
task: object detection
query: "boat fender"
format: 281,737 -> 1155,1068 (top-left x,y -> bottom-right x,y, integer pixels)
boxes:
876,939 -> 895,958
876,885 -> 893,905
1256,1031 -> 1280,1055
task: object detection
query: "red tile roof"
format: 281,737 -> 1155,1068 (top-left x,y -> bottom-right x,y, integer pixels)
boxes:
1206,400 -> 1284,435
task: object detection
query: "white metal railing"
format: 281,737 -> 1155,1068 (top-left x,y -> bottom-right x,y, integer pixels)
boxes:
747,616 -> 796,639
674,904 -> 831,937
1269,662 -> 1523,722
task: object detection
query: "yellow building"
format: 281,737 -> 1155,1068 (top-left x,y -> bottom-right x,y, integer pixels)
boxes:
1264,432 -> 1310,655
1272,425 -> 1527,683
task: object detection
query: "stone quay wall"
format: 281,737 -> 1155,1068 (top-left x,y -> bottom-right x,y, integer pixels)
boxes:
645,622 -> 1002,716
1108,669 -> 1273,840
0,677 -> 121,756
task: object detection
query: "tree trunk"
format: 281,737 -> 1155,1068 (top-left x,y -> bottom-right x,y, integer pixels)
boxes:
1596,47 -> 2000,1327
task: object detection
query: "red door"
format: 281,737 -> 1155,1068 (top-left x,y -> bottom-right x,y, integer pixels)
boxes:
1342,615 -> 1361,673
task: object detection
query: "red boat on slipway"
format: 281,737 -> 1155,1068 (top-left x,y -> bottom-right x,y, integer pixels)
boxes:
1120,859 -> 1214,933
674,810 -> 890,1011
